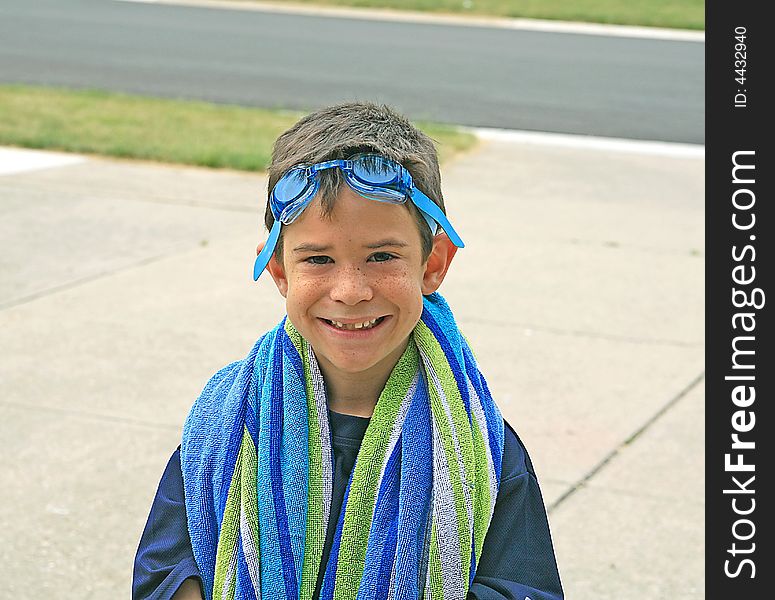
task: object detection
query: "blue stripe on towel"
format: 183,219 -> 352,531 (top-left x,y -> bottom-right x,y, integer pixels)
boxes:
374,440 -> 402,600
245,404 -> 259,451
357,436 -> 402,600
320,463 -> 356,600
462,344 -> 504,481
280,322 -> 305,384
392,376 -> 433,598
268,338 -> 298,600
421,300 -> 471,417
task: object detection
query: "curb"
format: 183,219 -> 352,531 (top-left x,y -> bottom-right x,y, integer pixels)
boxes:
114,0 -> 705,41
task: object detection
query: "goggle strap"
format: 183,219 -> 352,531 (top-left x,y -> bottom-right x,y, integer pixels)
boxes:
411,188 -> 465,248
419,210 -> 438,238
253,219 -> 282,280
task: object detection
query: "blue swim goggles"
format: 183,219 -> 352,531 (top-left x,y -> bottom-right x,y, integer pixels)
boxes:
253,153 -> 464,280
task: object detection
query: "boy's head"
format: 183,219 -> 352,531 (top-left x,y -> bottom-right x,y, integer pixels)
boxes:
264,102 -> 447,266
257,103 -> 460,386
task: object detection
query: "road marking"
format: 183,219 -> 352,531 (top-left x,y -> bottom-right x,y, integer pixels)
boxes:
471,127 -> 705,158
0,147 -> 86,176
113,0 -> 704,42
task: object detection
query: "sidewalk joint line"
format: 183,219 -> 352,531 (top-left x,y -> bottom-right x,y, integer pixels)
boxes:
547,370 -> 704,513
0,252 -> 181,311
567,482 -> 706,505
0,400 -> 181,432
136,196 -> 256,212
461,316 -> 702,348
0,181 -> 257,213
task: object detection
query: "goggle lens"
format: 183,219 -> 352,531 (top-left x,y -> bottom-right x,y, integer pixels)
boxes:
351,155 -> 399,185
273,167 -> 317,223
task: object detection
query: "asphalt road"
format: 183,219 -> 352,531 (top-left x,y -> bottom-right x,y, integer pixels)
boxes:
0,0 -> 704,143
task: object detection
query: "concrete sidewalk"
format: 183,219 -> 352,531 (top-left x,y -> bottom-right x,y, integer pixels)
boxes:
0,137 -> 704,598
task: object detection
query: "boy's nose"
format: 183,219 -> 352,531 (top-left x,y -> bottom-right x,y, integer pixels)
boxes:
329,265 -> 373,305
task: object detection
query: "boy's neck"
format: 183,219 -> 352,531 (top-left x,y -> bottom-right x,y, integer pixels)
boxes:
323,370 -> 383,418
316,339 -> 410,419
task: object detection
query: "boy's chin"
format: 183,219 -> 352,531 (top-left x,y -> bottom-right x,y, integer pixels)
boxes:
313,339 -> 411,377
316,350 -> 388,375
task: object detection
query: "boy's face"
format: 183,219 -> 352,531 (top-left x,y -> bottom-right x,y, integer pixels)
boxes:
263,185 -> 456,384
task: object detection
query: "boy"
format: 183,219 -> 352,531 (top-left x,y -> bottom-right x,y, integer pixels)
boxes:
133,102 -> 563,600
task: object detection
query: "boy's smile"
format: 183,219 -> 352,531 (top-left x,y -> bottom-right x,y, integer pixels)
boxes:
263,185 -> 457,414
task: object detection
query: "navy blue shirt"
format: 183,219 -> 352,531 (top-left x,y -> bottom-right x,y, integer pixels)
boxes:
133,412 -> 563,600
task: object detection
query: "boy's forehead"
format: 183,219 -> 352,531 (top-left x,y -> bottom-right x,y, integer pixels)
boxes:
287,189 -> 422,244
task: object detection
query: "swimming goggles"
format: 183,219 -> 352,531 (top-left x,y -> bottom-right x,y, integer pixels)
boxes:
253,153 -> 464,280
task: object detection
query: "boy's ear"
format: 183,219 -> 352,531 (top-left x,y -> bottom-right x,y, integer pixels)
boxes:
257,242 -> 288,297
421,233 -> 458,295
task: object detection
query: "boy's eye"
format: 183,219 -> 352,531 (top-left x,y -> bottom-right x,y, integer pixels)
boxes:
306,255 -> 332,265
369,252 -> 396,262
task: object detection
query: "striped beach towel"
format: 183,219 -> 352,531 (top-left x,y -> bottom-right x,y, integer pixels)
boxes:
181,292 -> 504,600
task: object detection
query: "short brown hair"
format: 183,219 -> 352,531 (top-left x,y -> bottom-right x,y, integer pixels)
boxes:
264,102 -> 446,264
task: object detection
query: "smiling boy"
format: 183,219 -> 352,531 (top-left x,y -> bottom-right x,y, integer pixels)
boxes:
265,183 -> 455,418
133,103 -> 563,600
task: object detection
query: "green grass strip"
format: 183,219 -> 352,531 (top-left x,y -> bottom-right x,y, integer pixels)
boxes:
0,84 -> 477,170
250,0 -> 704,30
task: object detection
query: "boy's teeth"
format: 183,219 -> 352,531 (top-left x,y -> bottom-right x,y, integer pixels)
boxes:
330,318 -> 380,330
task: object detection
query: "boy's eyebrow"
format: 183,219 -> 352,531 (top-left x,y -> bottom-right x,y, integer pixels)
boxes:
292,243 -> 331,253
291,239 -> 409,253
364,239 -> 409,249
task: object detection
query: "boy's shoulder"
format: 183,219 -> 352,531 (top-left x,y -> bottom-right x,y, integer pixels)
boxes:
190,360 -> 243,412
501,420 -> 537,482
183,358 -> 247,450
